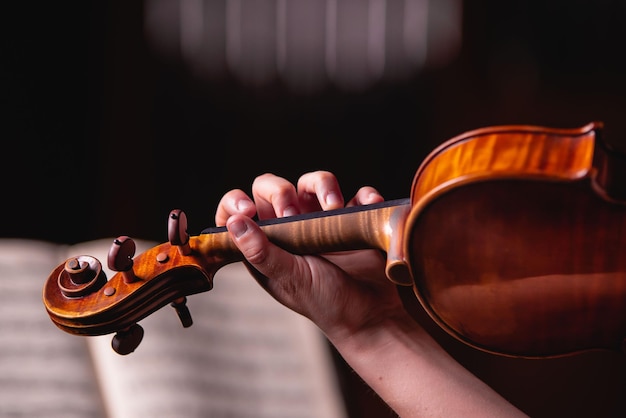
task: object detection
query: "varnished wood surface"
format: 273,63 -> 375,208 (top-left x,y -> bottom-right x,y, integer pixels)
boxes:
410,179 -> 626,356
403,122 -> 626,356
410,122 -> 598,204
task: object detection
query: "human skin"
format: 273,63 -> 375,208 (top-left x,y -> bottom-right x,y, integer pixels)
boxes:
214,171 -> 527,418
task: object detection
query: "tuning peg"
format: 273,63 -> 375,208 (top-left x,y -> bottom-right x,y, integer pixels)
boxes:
108,236 -> 137,283
111,324 -> 144,355
171,297 -> 193,328
168,209 -> 191,255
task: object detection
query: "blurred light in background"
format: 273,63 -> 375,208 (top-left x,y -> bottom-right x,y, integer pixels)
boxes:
144,0 -> 462,93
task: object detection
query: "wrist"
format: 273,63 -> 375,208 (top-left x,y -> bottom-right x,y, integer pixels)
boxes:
326,307 -> 428,357
325,308 -> 527,417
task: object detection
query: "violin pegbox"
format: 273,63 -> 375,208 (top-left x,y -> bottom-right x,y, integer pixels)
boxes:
106,236 -> 144,354
45,209 -> 206,356
102,210 -> 197,354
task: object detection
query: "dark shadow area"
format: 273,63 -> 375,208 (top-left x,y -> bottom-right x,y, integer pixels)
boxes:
4,1 -> 626,245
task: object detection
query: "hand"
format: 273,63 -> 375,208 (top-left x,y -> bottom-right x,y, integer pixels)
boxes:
215,171 -> 527,417
214,171 -> 406,341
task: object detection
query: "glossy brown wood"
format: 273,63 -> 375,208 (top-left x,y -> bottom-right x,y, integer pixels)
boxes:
43,121 -> 626,358
405,122 -> 626,357
43,200 -> 412,336
44,242 -> 214,335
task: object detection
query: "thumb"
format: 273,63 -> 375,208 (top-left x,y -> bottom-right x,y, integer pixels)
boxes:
226,214 -> 306,301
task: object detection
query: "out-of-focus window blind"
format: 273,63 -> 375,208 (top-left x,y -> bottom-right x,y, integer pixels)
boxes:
145,0 -> 462,93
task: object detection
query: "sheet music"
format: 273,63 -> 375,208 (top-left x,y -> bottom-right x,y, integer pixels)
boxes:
79,240 -> 347,418
0,238 -> 346,417
0,240 -> 106,418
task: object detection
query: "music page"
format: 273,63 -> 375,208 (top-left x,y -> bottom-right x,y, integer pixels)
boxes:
0,240 -> 106,418
80,240 -> 347,418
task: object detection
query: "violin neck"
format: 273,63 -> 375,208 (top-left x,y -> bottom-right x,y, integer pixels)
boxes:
193,198 -> 412,282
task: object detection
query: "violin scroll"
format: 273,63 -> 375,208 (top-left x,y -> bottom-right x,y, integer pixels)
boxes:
43,209 -> 215,354
57,255 -> 107,298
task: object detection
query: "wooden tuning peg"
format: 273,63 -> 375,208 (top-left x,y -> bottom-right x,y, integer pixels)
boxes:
168,209 -> 191,255
171,297 -> 193,328
107,236 -> 137,283
111,324 -> 144,355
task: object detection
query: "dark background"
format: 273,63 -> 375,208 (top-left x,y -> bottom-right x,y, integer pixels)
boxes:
3,0 -> 626,244
3,1 -> 626,417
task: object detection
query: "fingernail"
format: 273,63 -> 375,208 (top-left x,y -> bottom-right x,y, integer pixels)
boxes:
283,206 -> 298,217
236,199 -> 254,212
325,192 -> 341,206
369,192 -> 382,202
229,219 -> 248,238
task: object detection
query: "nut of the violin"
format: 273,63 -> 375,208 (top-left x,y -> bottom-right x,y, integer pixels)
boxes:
107,236 -> 137,283
111,324 -> 144,355
168,209 -> 191,255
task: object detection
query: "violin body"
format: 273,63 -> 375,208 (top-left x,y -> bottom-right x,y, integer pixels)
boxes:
405,123 -> 626,357
43,121 -> 626,358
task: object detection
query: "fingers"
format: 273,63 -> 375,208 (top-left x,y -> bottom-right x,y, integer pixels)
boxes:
251,171 -> 345,219
251,173 -> 300,219
346,186 -> 385,207
214,189 -> 256,226
216,171 -> 385,228
295,171 -> 344,212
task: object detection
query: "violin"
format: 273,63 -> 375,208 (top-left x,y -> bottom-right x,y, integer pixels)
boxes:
43,121 -> 626,358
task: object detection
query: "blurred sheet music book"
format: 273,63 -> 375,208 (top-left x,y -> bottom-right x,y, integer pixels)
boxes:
0,239 -> 347,418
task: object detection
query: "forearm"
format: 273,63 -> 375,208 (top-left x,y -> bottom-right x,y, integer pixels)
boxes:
327,311 -> 528,418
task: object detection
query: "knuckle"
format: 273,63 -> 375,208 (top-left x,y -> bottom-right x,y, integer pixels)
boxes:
243,244 -> 268,265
